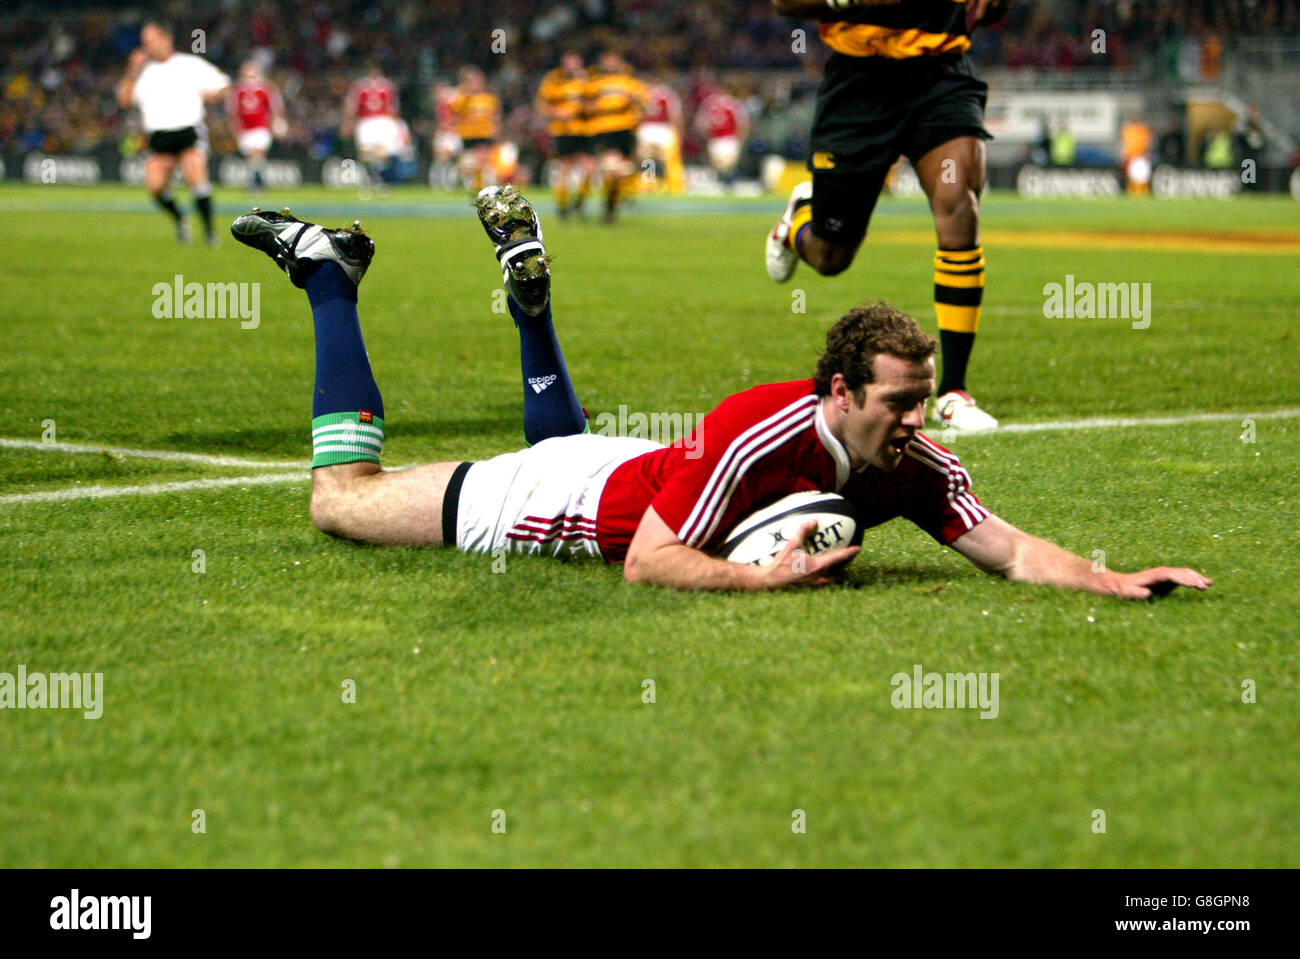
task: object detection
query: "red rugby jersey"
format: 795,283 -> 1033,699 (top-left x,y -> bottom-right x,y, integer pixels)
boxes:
228,80 -> 282,131
696,92 -> 744,139
643,85 -> 681,125
595,379 -> 988,562
347,78 -> 397,118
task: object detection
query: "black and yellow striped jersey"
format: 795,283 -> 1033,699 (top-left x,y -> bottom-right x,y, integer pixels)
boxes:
537,68 -> 588,137
449,90 -> 500,141
582,70 -> 648,136
820,0 -> 970,59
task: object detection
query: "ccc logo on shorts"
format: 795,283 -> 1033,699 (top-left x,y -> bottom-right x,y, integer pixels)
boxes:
811,151 -> 836,170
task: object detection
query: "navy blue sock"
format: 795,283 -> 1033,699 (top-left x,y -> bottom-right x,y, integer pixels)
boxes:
305,263 -> 386,467
508,297 -> 587,445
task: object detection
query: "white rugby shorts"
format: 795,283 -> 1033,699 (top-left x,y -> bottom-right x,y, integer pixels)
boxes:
638,122 -> 676,153
707,136 -> 740,173
237,126 -> 273,155
356,115 -> 402,159
452,434 -> 662,558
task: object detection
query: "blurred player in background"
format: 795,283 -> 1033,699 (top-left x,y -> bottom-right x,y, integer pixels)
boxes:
766,0 -> 1008,432
116,22 -> 229,245
584,51 -> 648,223
430,82 -> 462,190
227,60 -> 287,194
1120,112 -> 1153,196
449,67 -> 501,194
537,52 -> 594,217
638,75 -> 685,195
341,64 -> 401,186
695,84 -> 749,189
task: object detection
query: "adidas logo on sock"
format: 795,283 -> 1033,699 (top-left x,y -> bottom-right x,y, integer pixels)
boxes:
528,374 -> 558,394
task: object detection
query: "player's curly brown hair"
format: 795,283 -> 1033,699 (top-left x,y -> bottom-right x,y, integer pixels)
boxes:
813,303 -> 937,397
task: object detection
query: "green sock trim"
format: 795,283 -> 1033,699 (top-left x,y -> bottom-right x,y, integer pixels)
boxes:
311,411 -> 385,467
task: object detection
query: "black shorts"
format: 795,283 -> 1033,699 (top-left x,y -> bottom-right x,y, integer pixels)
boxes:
148,126 -> 200,155
553,134 -> 590,158
462,137 -> 493,151
591,129 -> 636,157
808,52 -> 991,247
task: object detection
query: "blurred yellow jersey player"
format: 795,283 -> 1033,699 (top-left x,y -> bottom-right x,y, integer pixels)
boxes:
537,51 -> 594,219
583,51 -> 648,223
450,66 -> 501,193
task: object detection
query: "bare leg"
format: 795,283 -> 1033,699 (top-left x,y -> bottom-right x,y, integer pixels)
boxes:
793,172 -> 875,276
913,135 -> 985,250
178,146 -> 215,241
177,146 -> 210,192
913,136 -> 989,403
797,229 -> 861,276
310,461 -> 463,546
145,153 -> 187,237
144,153 -> 177,196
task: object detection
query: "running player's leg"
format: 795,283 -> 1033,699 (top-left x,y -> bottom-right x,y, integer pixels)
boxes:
229,207 -> 460,546
767,50 -> 901,282
569,150 -> 595,218
798,169 -> 887,275
766,166 -> 886,281
901,54 -> 996,429
914,135 -> 987,400
555,154 -> 573,216
600,148 -> 622,222
178,145 -> 216,244
476,185 -> 588,444
246,146 -> 268,193
145,152 -> 187,240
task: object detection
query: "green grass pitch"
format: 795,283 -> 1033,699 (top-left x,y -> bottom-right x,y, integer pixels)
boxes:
0,183 -> 1297,866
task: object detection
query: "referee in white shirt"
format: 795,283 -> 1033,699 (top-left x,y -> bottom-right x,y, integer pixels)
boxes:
116,22 -> 230,245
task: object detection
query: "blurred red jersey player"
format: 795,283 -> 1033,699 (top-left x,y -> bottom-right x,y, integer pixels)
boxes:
695,88 -> 749,187
638,79 -> 684,194
227,60 -> 286,192
342,64 -> 404,184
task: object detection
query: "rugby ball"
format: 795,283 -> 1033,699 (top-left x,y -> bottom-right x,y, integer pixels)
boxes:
718,491 -> 862,566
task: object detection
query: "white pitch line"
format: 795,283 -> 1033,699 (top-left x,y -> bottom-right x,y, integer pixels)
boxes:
966,407 -> 1300,436
0,472 -> 308,505
0,437 -> 307,471
2,407 -> 1296,506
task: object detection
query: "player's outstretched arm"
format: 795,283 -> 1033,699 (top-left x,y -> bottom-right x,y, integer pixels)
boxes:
624,508 -> 859,591
950,514 -> 1212,600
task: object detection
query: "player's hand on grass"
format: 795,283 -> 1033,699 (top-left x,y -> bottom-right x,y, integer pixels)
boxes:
763,519 -> 860,589
1108,567 -> 1213,600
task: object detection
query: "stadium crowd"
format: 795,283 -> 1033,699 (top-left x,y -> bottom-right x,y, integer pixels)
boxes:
1,0 -> 1296,164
